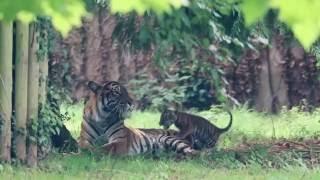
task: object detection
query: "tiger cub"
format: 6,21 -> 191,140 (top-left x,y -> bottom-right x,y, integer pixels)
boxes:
159,109 -> 232,150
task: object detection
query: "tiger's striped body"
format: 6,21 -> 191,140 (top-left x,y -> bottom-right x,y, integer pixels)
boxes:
78,81 -> 196,156
160,110 -> 232,150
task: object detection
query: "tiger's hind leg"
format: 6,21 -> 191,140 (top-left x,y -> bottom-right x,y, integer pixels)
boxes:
199,146 -> 215,157
193,139 -> 202,150
184,135 -> 204,150
200,139 -> 218,155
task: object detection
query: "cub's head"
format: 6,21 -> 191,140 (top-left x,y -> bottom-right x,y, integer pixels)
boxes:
159,109 -> 177,129
87,81 -> 134,120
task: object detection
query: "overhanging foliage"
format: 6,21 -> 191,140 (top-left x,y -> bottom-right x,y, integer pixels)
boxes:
0,0 -> 88,36
241,0 -> 320,49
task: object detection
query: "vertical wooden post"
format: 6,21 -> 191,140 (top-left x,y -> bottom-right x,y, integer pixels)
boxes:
39,30 -> 48,107
27,23 -> 39,167
14,21 -> 29,163
0,21 -> 13,163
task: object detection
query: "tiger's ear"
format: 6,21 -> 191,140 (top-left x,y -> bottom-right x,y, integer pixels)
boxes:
87,81 -> 101,93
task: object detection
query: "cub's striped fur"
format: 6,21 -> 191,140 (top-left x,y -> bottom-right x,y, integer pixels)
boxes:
78,81 -> 197,156
159,109 -> 232,150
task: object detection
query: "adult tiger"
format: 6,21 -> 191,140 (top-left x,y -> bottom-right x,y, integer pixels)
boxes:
159,109 -> 232,150
78,81 -> 197,156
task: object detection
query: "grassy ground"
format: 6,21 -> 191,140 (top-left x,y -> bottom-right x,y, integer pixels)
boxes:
63,104 -> 320,149
2,154 -> 320,180
2,104 -> 320,179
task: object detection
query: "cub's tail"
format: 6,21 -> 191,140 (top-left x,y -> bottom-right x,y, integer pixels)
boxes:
218,110 -> 232,132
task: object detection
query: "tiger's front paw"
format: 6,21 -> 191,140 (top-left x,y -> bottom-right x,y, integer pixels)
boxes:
174,150 -> 199,161
183,148 -> 200,159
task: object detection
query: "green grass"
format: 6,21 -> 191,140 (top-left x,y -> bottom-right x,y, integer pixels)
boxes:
63,104 -> 320,149
2,104 -> 320,179
2,153 -> 320,180
0,154 -> 318,180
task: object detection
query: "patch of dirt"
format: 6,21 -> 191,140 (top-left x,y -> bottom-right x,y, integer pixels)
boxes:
224,138 -> 320,167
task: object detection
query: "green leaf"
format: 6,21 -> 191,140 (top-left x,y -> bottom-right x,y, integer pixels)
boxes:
0,0 -> 88,37
17,11 -> 36,23
110,0 -> 189,15
270,0 -> 320,49
292,22 -> 319,50
241,0 -> 269,26
110,0 -> 146,15
240,0 -> 320,49
42,0 -> 89,37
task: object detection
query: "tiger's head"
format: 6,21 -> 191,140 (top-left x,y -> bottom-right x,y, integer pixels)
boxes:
87,81 -> 134,120
159,109 -> 177,129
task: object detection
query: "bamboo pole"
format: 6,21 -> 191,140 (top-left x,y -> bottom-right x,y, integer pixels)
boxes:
27,23 -> 39,167
14,21 -> 29,163
39,30 -> 48,107
0,21 -> 13,163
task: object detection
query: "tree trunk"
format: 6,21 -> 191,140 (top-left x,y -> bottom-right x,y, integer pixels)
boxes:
27,24 -> 39,167
255,49 -> 273,112
267,37 -> 289,111
0,21 -> 13,163
14,21 -> 29,163
255,36 -> 289,113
